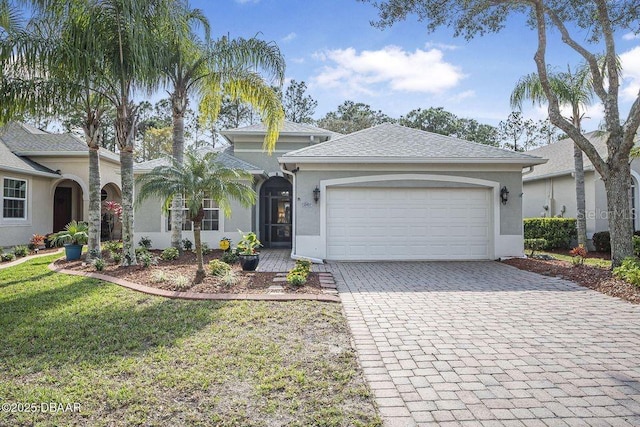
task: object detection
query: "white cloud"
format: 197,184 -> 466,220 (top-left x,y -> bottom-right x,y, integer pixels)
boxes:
290,57 -> 305,64
282,32 -> 297,43
623,32 -> 640,41
235,0 -> 259,4
449,90 -> 475,102
311,45 -> 464,97
620,46 -> 640,101
424,41 -> 459,51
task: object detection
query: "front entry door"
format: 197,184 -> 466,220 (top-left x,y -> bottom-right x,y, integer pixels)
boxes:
53,187 -> 72,232
260,177 -> 292,248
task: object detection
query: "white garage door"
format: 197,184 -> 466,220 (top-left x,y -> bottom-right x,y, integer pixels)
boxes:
326,187 -> 492,261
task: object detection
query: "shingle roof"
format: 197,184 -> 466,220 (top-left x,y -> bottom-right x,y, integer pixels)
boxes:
221,120 -> 341,138
281,123 -> 546,164
0,122 -> 88,153
523,131 -> 609,180
0,138 -> 60,177
134,147 -> 263,173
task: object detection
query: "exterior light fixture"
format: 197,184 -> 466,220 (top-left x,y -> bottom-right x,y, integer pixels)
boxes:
313,186 -> 320,203
500,186 -> 509,205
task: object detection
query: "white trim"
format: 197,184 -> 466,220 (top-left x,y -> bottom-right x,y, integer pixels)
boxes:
50,174 -> 89,201
280,156 -> 545,166
0,165 -> 59,178
317,174 -> 501,261
0,175 -> 31,225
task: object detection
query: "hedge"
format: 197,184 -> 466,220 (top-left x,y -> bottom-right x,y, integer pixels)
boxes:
523,218 -> 577,249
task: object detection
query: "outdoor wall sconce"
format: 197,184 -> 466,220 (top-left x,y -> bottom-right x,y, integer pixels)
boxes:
313,186 -> 320,203
500,186 -> 509,205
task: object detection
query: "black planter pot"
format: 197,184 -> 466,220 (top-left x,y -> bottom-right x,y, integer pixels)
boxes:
239,254 -> 260,271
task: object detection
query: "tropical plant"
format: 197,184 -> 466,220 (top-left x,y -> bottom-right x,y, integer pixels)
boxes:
1,252 -> 16,262
49,221 -> 89,247
12,245 -> 29,257
236,231 -> 262,255
181,238 -> 193,251
159,3 -> 285,249
209,259 -> 231,277
220,251 -> 239,264
161,247 -> 180,261
93,258 -> 106,271
511,63 -> 597,249
361,0 -> 640,267
135,150 -> 256,280
138,236 -> 152,249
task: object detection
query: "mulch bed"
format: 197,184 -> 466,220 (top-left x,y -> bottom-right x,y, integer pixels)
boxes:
54,249 -> 323,295
502,254 -> 640,304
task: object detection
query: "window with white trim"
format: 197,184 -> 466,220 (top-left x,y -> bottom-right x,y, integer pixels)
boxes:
3,178 -> 27,219
167,197 -> 220,231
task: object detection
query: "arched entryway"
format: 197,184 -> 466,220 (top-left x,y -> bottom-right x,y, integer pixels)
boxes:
259,176 -> 292,248
101,183 -> 122,240
53,179 -> 84,232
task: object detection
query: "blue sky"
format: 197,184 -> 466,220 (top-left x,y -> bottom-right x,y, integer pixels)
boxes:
193,0 -> 640,131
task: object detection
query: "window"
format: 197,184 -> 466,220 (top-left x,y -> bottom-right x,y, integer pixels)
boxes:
3,178 -> 27,219
167,197 -> 219,231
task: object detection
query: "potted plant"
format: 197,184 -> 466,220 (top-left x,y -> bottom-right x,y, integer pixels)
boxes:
236,231 -> 262,271
48,221 -> 89,260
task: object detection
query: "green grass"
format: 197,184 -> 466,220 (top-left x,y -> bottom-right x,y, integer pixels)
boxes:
539,251 -> 612,269
0,255 -> 381,427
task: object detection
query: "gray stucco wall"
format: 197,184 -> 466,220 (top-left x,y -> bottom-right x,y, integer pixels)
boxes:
293,168 -> 524,236
133,182 -> 162,233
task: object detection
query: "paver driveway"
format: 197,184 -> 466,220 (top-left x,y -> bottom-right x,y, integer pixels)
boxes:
331,261 -> 640,427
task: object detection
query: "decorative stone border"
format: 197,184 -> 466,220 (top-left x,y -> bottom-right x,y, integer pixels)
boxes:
0,248 -> 64,270
48,261 -> 341,303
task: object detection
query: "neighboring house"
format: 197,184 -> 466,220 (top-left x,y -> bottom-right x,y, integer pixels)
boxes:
0,122 -> 122,247
135,121 -> 545,261
523,131 -> 640,243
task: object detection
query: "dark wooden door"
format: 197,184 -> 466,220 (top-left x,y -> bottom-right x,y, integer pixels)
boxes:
53,187 -> 72,232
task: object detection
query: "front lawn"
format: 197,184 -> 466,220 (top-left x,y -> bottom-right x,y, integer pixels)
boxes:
0,255 -> 381,426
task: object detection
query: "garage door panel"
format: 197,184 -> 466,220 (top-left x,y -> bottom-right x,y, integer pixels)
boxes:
326,187 -> 492,260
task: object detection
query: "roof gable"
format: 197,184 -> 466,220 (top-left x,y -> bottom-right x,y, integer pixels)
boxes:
281,123 -> 545,165
523,131 -> 609,180
134,147 -> 263,173
0,122 -> 88,153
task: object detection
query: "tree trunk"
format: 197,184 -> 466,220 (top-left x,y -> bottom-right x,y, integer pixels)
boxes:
120,150 -> 137,266
193,214 -> 205,283
573,143 -> 588,249
87,147 -> 102,260
603,162 -> 634,267
115,102 -> 137,266
170,91 -> 187,249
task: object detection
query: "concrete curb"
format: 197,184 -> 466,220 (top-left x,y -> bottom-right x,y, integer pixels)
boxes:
47,261 -> 341,303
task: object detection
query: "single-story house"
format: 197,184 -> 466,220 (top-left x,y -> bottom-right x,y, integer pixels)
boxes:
523,131 -> 640,242
135,121 -> 546,261
0,122 -> 122,247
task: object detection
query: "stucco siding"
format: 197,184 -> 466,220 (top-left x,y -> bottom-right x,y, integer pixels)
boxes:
133,181 -> 162,233
223,197 -> 253,234
0,172 -> 53,247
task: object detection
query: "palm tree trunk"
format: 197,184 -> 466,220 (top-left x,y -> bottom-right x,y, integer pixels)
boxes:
116,102 -> 137,266
87,147 -> 102,260
193,221 -> 205,282
573,143 -> 588,249
120,150 -> 136,265
170,91 -> 186,249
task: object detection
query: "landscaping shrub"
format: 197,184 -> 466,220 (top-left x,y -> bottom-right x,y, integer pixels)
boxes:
524,238 -> 547,256
633,236 -> 640,258
200,242 -> 211,255
171,274 -> 191,290
209,259 -> 231,277
523,218 -> 577,249
221,251 -> 239,264
112,252 -> 123,264
1,252 -> 16,262
286,258 -> 312,286
181,238 -> 193,251
569,245 -> 587,266
161,247 -> 179,261
221,270 -> 238,287
93,258 -> 105,271
613,257 -> 640,287
138,236 -> 152,249
592,231 -> 611,253
135,247 -> 149,258
151,270 -> 169,283
139,252 -> 157,268
103,240 -> 121,253
12,245 -> 29,257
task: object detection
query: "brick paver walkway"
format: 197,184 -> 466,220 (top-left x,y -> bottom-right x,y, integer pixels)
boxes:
331,261 -> 640,427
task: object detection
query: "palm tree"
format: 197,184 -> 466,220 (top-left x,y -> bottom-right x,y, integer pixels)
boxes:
511,64 -> 594,249
160,6 -> 285,249
0,5 -> 111,260
135,150 -> 256,280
